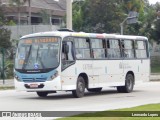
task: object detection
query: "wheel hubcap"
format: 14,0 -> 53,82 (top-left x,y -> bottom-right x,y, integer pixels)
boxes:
78,82 -> 84,92
127,76 -> 132,90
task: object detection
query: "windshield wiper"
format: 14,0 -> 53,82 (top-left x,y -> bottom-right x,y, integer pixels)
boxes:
36,45 -> 40,62
22,45 -> 32,70
36,45 -> 45,69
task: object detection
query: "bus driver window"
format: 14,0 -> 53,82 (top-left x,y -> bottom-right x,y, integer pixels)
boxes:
62,41 -> 75,69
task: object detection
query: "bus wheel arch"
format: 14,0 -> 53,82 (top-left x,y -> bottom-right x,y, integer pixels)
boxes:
126,71 -> 135,85
117,71 -> 135,93
72,73 -> 88,98
78,73 -> 89,89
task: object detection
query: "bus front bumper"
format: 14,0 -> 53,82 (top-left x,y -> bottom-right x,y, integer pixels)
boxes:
14,76 -> 62,92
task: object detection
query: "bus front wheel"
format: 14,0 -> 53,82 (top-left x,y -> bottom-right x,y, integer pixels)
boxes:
36,92 -> 48,97
117,74 -> 134,93
72,76 -> 85,98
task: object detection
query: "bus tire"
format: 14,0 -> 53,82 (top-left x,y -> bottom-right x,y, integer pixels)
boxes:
117,74 -> 134,93
117,86 -> 123,93
87,88 -> 102,92
72,76 -> 85,98
123,74 -> 134,93
36,92 -> 48,97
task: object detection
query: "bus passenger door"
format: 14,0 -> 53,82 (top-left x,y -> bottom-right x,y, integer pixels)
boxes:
61,40 -> 76,90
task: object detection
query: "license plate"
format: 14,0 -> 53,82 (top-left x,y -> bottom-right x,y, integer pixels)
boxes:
29,84 -> 38,88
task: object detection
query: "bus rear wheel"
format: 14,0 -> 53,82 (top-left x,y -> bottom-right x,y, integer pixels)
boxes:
87,88 -> 102,92
36,92 -> 48,97
72,76 -> 85,98
117,74 -> 134,93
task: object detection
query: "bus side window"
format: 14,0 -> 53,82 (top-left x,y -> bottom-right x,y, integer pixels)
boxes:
91,38 -> 105,59
107,39 -> 121,59
135,40 -> 147,59
74,37 -> 92,59
123,40 -> 135,59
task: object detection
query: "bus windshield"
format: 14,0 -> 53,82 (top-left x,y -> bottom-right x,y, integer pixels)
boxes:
15,37 -> 60,72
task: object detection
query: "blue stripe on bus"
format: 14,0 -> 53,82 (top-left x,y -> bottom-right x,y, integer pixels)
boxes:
15,69 -> 57,82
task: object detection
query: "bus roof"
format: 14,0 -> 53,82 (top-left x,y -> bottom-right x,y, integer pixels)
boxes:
21,31 -> 148,41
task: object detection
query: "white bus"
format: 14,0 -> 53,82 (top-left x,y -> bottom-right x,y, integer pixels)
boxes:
14,30 -> 150,98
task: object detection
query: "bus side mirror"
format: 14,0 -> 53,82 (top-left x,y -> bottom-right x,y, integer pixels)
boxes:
62,44 -> 69,54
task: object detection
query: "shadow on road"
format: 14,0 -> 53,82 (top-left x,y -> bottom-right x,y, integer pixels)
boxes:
22,89 -> 143,100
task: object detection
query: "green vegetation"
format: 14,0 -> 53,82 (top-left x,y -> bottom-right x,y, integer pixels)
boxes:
58,117 -> 160,120
58,104 -> 160,120
73,0 -> 125,33
151,56 -> 160,73
0,6 -> 11,49
151,65 -> 160,73
73,0 -> 160,43
0,6 -> 12,79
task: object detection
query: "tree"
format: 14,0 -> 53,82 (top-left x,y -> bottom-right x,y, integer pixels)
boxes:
0,6 -> 8,26
73,0 -> 125,33
123,0 -> 145,13
0,6 -> 11,49
0,6 -> 12,79
153,2 -> 160,43
72,0 -> 160,43
73,1 -> 83,31
0,28 -> 11,49
120,0 -> 145,35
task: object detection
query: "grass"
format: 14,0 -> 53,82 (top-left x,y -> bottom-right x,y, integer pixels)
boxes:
58,104 -> 160,120
58,117 -> 160,120
151,56 -> 160,73
151,65 -> 160,73
0,86 -> 14,90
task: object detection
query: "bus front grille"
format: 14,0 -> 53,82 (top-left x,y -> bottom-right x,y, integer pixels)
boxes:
22,78 -> 47,82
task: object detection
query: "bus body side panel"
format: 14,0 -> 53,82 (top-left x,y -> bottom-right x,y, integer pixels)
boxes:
61,60 -> 104,90
98,60 -> 125,87
61,64 -> 77,90
123,59 -> 150,84
123,60 -> 141,83
61,60 -> 126,90
139,59 -> 150,82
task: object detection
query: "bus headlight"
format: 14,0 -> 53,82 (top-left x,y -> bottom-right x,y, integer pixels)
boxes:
49,71 -> 59,80
14,74 -> 21,82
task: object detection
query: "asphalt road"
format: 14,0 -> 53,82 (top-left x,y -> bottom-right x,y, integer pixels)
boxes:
0,81 -> 160,112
